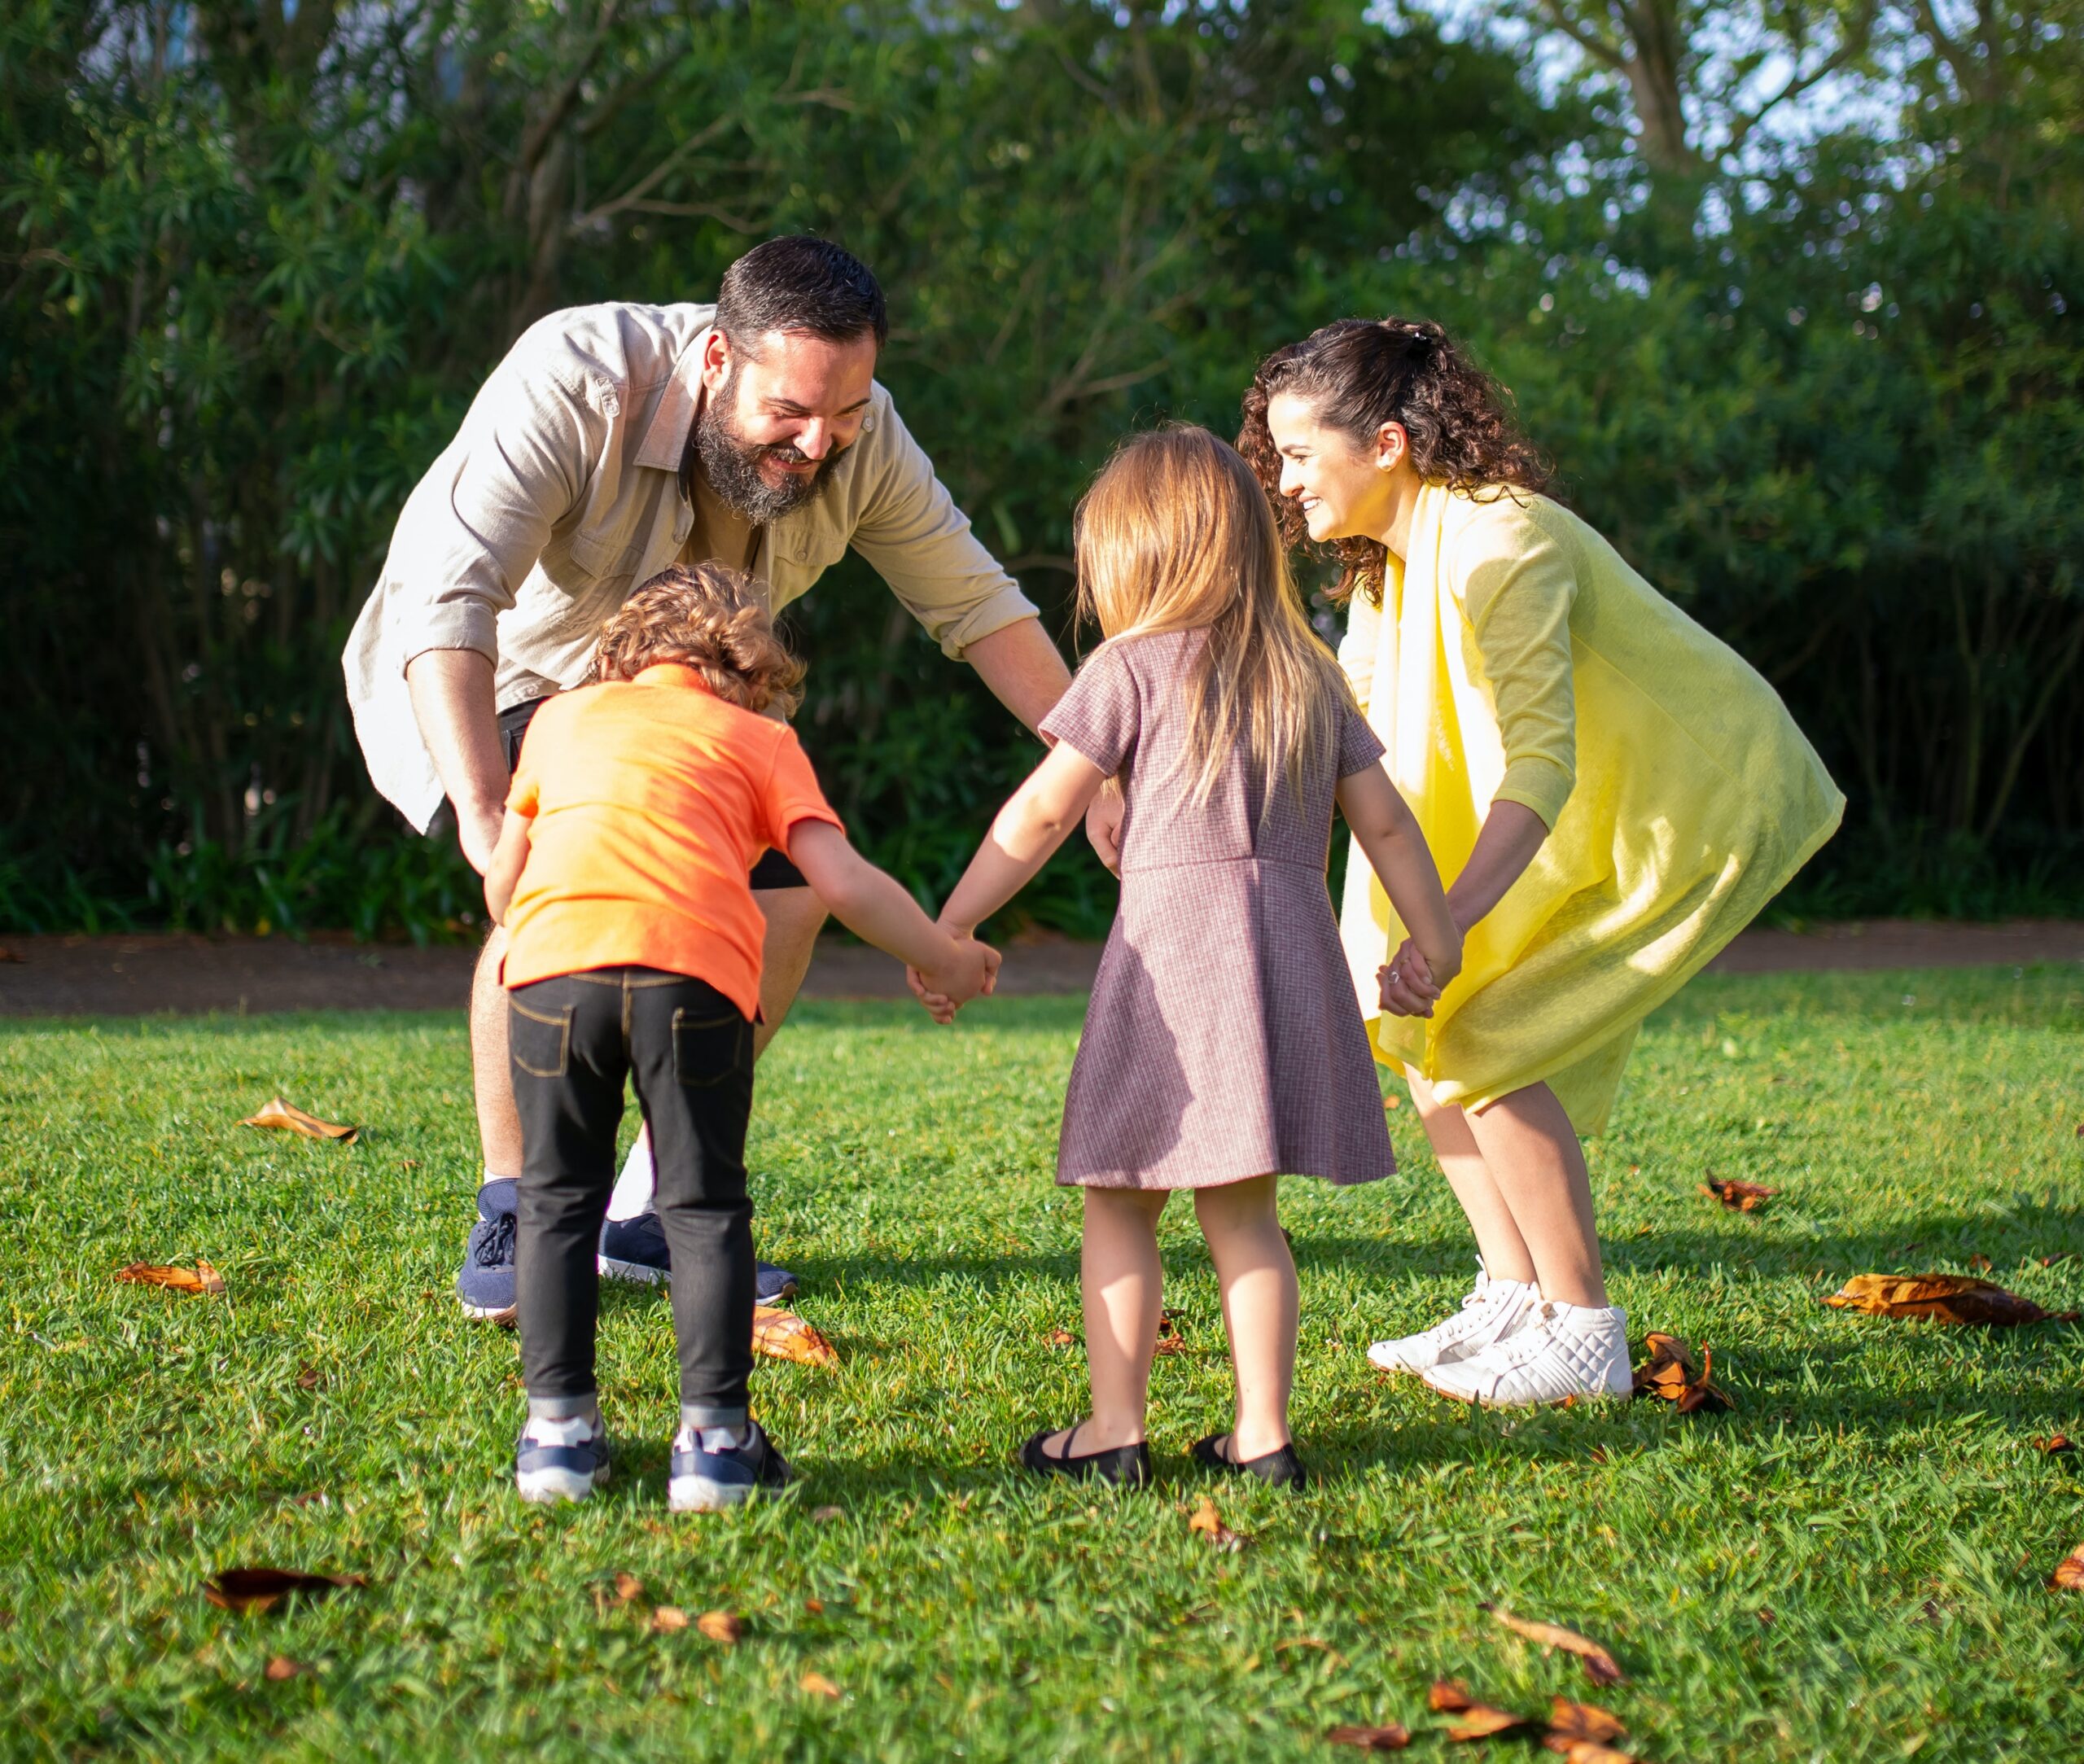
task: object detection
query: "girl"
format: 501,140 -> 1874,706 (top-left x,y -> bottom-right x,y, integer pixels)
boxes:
1239,318 -> 1842,1407
922,426 -> 1460,1487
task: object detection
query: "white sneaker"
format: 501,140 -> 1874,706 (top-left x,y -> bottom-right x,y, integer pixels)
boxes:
1366,1264 -> 1538,1375
1421,1300 -> 1631,1407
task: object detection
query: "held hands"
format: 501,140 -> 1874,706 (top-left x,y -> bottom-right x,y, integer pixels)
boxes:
1378,935 -> 1462,1019
907,928 -> 1001,1025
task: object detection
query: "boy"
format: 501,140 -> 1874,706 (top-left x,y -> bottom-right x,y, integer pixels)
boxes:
484,562 -> 996,1510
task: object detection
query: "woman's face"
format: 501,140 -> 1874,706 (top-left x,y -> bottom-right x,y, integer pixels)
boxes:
1265,392 -> 1400,544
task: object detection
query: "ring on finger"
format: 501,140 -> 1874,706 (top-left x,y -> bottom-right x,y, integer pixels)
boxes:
1387,968 -> 1401,985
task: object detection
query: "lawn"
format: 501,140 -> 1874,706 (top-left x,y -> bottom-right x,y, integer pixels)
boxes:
2,966 -> 2081,1762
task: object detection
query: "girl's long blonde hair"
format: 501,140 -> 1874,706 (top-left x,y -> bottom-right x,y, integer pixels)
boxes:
1075,424 -> 1352,807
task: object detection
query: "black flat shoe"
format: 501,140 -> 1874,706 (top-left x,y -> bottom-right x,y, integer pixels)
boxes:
1020,1424 -> 1153,1488
1190,1432 -> 1307,1490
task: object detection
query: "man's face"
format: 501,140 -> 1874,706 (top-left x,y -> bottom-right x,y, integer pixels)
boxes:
694,326 -> 878,521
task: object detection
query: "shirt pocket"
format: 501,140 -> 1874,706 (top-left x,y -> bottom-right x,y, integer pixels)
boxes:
563,526 -> 646,585
509,996 -> 573,1079
672,1007 -> 751,1089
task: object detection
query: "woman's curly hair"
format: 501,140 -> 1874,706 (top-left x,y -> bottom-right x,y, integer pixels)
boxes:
1237,317 -> 1554,606
592,562 -> 805,716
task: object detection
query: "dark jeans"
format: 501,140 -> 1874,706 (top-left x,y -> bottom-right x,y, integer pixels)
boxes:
510,966 -> 758,1426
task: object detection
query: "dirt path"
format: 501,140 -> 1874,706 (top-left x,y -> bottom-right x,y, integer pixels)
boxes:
1,920 -> 2079,1018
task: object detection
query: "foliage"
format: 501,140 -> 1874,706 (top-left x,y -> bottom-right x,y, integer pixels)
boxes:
1,0 -> 2078,936
2,968 -> 2082,1756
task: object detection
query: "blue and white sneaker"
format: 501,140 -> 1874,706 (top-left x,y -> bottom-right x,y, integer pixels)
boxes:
668,1419 -> 790,1513
514,1413 -> 611,1504
458,1179 -> 519,1324
597,1212 -> 799,1305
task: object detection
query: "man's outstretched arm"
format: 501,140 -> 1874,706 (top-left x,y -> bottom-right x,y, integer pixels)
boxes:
963,617 -> 1071,738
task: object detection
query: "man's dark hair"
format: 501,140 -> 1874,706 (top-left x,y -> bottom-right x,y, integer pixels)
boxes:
715,236 -> 887,357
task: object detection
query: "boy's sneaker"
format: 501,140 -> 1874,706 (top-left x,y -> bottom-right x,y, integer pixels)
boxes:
457,1179 -> 519,1325
669,1419 -> 791,1512
514,1413 -> 611,1504
597,1211 -> 799,1304
1366,1263 -> 1535,1375
1422,1301 -> 1632,1407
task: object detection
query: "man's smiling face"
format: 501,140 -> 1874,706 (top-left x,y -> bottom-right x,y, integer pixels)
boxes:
695,326 -> 878,522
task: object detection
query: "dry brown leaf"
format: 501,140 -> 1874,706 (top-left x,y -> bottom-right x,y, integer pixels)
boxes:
1429,1681 -> 1474,1713
116,1260 -> 225,1297
803,1597 -> 825,1615
799,1670 -> 842,1700
1483,1603 -> 1626,1684
240,1097 -> 358,1143
810,1504 -> 844,1523
1153,1310 -> 1190,1356
1822,1272 -> 2079,1325
2052,1545 -> 2084,1591
1548,1699 -> 1626,1743
2042,1252 -> 2077,1267
613,1571 -> 644,1604
752,1305 -> 838,1368
1384,1095 -> 1403,1111
650,1605 -> 690,1633
1445,1705 -> 1530,1741
203,1568 -> 366,1613
1967,1253 -> 1993,1272
294,1364 -> 321,1390
695,1610 -> 743,1644
1701,1177 -> 1777,1212
1543,1742 -> 1638,1764
1327,1722 -> 1412,1751
263,1656 -> 304,1682
1187,1493 -> 1245,1552
1045,1327 -> 1075,1347
0,945 -> 21,962
1629,1333 -> 1734,1415
2034,1434 -> 2075,1455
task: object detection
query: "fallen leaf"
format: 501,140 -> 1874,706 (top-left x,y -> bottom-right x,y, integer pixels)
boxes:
1327,1722 -> 1412,1751
202,1569 -> 366,1613
1701,1176 -> 1777,1212
1756,1607 -> 1775,1626
239,1097 -> 358,1143
1187,1493 -> 1246,1552
1483,1603 -> 1626,1684
1384,1095 -> 1403,1111
2035,1435 -> 2075,1455
752,1305 -> 838,1368
650,1605 -> 690,1633
1046,1327 -> 1075,1347
1444,1703 -> 1530,1741
0,945 -> 21,962
116,1260 -> 225,1296
695,1610 -> 743,1644
1153,1310 -> 1190,1355
803,1597 -> 825,1615
799,1670 -> 842,1700
1967,1253 -> 1993,1272
2052,1546 -> 2084,1591
2042,1253 -> 2077,1267
1430,1681 -> 1475,1712
1547,1699 -> 1626,1743
1543,1742 -> 1637,1764
1629,1333 -> 1734,1415
614,1571 -> 644,1604
810,1504 -> 844,1523
295,1364 -> 321,1390
263,1656 -> 304,1682
1822,1273 -> 2079,1325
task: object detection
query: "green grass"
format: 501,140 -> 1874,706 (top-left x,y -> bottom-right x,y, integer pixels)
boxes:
2,967 -> 2082,1762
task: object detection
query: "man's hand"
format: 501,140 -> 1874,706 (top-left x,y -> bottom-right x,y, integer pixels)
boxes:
405,649 -> 509,875
457,799 -> 507,877
1084,778 -> 1124,876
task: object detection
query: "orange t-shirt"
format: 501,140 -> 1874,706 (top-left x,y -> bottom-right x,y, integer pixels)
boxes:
500,663 -> 842,1014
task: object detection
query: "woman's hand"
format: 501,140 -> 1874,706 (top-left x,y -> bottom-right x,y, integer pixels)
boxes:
1378,939 -> 1446,1018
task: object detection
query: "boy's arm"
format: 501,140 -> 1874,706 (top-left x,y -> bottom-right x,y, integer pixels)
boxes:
1334,764 -> 1462,1017
785,821 -> 998,1009
937,741 -> 1110,935
483,809 -> 533,925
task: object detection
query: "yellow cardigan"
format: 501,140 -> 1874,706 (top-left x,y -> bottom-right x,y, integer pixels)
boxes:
1339,484 -> 1843,1133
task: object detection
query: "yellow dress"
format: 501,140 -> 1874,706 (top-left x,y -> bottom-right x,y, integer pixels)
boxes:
1338,484 -> 1843,1133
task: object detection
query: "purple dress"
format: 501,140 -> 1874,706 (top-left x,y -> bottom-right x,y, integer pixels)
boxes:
1040,629 -> 1396,1188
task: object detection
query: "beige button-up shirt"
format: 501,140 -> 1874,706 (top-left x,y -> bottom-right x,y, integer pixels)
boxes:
344,300 -> 1039,831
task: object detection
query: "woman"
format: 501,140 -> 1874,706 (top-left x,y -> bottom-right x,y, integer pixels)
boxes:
1238,318 -> 1842,1407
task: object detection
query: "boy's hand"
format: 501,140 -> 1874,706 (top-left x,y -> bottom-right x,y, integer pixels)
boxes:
908,933 -> 999,1022
1379,941 -> 1445,1018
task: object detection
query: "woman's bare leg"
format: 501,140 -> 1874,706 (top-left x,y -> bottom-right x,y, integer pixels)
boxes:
1048,1187 -> 1171,1455
1462,1080 -> 1607,1307
1193,1175 -> 1297,1460
1404,1068 -> 1537,1285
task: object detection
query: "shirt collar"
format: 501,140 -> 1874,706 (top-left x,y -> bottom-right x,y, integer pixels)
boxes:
630,662 -> 714,693
634,327 -> 712,474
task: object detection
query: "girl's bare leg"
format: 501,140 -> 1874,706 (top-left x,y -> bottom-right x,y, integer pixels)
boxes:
1193,1175 -> 1298,1460
1463,1080 -> 1607,1308
1047,1187 -> 1171,1455
1404,1069 -> 1537,1285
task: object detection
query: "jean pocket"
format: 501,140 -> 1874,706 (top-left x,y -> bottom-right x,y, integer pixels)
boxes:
510,997 -> 573,1079
672,1008 -> 749,1089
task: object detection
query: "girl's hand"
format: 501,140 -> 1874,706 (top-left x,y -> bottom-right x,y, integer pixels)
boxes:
1378,939 -> 1444,1018
908,935 -> 1000,1022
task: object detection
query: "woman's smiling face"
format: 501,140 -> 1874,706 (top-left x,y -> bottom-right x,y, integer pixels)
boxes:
1264,391 -> 1402,544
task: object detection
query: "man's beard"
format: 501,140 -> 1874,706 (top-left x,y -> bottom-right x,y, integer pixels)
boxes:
692,388 -> 845,523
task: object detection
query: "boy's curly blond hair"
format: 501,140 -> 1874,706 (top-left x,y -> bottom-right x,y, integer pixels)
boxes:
591,562 -> 805,716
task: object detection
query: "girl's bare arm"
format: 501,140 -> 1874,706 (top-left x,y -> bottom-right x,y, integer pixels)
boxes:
936,741 -> 1112,936
1335,764 -> 1462,1016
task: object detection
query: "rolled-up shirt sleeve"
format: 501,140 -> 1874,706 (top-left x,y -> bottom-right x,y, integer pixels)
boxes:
1456,504 -> 1578,830
847,399 -> 1038,659
393,335 -> 610,668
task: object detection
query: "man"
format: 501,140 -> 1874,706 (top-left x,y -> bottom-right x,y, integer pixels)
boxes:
345,237 -> 1107,1320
